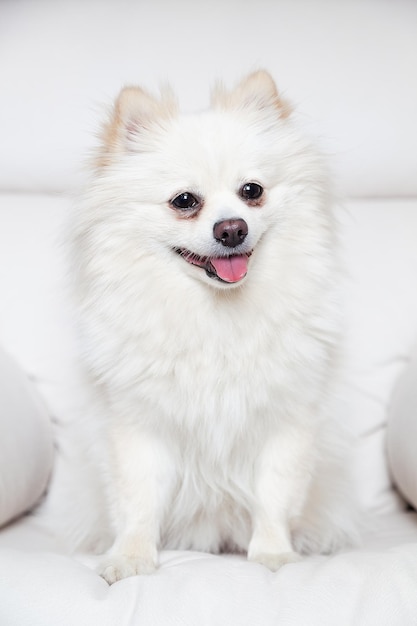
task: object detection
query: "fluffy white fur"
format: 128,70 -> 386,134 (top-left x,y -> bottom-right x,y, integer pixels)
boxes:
72,71 -> 357,584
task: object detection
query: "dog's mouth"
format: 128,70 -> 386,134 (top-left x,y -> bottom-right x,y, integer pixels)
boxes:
174,248 -> 252,284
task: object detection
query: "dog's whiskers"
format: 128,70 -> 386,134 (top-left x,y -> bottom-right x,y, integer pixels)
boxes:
176,248 -> 208,266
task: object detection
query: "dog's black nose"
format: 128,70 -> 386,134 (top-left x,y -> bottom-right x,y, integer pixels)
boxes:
213,218 -> 248,248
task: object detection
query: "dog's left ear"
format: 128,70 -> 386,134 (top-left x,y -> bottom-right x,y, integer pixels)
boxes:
211,70 -> 292,119
97,85 -> 178,167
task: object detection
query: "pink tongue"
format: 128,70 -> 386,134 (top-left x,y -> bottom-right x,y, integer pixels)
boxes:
210,255 -> 248,283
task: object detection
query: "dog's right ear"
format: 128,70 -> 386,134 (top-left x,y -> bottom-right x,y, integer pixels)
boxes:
211,70 -> 292,120
96,85 -> 178,168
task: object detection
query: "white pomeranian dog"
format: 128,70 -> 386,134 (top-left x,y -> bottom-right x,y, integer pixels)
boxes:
72,70 -> 357,584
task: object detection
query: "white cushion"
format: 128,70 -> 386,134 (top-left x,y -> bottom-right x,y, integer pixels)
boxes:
1,513 -> 417,626
334,199 -> 417,514
387,341 -> 417,510
0,347 -> 53,527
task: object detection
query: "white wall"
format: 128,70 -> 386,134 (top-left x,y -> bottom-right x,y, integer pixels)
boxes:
1,0 -> 416,197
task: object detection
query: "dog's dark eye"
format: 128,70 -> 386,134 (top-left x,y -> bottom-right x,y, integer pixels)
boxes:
240,182 -> 264,201
171,192 -> 200,211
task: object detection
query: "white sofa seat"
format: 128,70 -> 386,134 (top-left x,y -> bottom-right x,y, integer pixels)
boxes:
0,512 -> 417,626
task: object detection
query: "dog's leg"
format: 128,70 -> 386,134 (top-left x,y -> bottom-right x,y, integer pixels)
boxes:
98,426 -> 174,584
247,425 -> 316,571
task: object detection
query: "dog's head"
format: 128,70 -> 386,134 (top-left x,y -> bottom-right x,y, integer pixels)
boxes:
91,71 -> 326,291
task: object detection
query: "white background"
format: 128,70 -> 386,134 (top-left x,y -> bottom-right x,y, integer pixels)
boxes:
0,0 -> 416,196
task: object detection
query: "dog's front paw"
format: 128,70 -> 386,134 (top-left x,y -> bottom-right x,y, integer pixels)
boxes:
248,550 -> 302,572
98,554 -> 158,584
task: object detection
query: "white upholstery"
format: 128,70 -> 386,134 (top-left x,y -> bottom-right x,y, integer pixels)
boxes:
388,342 -> 417,511
0,513 -> 417,626
1,0 -> 417,624
337,200 -> 417,514
0,347 -> 53,528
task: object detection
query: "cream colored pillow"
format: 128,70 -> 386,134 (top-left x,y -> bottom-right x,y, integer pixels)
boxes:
387,342 -> 417,510
0,347 -> 53,527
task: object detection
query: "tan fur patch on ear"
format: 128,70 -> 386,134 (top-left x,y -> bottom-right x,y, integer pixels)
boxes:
96,85 -> 178,168
211,70 -> 292,119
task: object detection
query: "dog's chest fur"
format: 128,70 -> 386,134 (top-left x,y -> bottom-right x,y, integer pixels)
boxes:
100,288 -> 315,550
104,283 -> 299,385
88,259 -> 329,453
